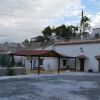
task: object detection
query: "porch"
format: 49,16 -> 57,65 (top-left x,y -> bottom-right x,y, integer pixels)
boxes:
10,49 -> 88,74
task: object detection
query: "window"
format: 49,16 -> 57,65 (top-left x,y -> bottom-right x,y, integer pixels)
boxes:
33,60 -> 36,67
95,33 -> 99,38
63,60 -> 66,66
40,59 -> 43,65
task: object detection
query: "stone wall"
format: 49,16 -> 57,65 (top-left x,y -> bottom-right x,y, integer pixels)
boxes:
0,67 -> 26,76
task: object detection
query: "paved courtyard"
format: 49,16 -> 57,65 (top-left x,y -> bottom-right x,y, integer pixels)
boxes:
0,72 -> 100,100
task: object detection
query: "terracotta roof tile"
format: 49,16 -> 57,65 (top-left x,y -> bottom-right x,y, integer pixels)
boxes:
10,49 -> 68,57
55,39 -> 100,46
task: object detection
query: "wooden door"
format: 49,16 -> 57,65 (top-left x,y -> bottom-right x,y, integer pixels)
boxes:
80,59 -> 85,71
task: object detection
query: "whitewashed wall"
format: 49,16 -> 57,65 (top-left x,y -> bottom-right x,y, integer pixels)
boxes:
55,43 -> 100,72
14,56 -> 22,63
43,57 -> 58,70
13,43 -> 100,72
23,56 -> 59,72
92,28 -> 100,37
44,45 -> 54,50
24,57 -> 31,73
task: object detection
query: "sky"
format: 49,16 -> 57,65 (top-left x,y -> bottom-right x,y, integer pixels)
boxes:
0,0 -> 100,43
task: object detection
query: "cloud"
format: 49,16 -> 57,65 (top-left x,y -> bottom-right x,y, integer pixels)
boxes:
0,0 -> 83,42
91,0 -> 96,2
90,12 -> 100,28
91,0 -> 100,6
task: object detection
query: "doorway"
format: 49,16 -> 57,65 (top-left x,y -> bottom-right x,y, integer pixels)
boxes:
98,60 -> 100,71
79,59 -> 85,71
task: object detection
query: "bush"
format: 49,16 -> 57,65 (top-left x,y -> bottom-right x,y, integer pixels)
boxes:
88,69 -> 93,72
7,69 -> 16,76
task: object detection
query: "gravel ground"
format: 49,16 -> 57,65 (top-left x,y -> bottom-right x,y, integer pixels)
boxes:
0,72 -> 100,100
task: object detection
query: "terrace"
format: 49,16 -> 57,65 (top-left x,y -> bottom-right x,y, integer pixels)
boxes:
0,72 -> 100,100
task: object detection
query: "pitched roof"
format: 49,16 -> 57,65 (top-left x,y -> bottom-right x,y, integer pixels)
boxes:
55,39 -> 100,46
10,49 -> 68,57
0,50 -> 11,55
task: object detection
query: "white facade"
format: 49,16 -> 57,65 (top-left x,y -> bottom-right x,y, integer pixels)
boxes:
17,39 -> 100,72
24,57 -> 59,72
90,28 -> 100,37
54,41 -> 100,72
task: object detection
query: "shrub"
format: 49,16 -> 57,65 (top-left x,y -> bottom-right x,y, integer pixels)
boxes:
7,69 -> 16,76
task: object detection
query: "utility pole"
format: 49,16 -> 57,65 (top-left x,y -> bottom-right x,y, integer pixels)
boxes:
80,10 -> 84,38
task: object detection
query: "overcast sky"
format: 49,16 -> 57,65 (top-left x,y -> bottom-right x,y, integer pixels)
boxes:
0,0 -> 100,43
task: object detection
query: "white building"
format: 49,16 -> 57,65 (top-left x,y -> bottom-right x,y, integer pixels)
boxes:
90,28 -> 100,38
54,39 -> 100,72
11,50 -> 66,74
12,39 -> 100,73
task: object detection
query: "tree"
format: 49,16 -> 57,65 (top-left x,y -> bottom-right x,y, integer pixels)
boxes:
82,16 -> 90,33
67,25 -> 78,38
23,39 -> 29,44
80,15 -> 90,38
51,24 -> 79,39
35,36 -> 45,42
59,25 -> 68,37
42,25 -> 78,39
42,26 -> 52,37
54,25 -> 67,38
80,10 -> 90,38
35,36 -> 50,42
52,26 -> 61,38
53,25 -> 73,39
64,25 -> 73,38
23,39 -> 29,46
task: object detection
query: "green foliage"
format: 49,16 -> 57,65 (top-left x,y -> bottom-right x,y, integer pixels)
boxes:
23,39 -> 30,46
61,26 -> 72,37
42,26 -> 52,36
23,39 -> 29,43
53,25 -> 78,38
80,15 -> 90,38
69,25 -> 78,37
42,24 -> 79,39
11,56 -> 15,67
0,55 -> 15,67
35,36 -> 50,42
7,69 -> 16,76
81,16 -> 90,33
41,13 -> 90,39
0,55 -> 10,67
35,36 -> 45,42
